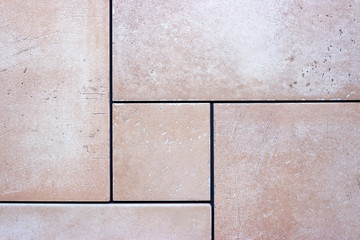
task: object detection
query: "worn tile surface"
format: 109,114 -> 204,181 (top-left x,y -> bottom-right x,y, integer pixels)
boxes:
113,0 -> 360,100
215,103 -> 360,239
0,204 -> 211,239
113,104 -> 210,200
0,0 -> 109,201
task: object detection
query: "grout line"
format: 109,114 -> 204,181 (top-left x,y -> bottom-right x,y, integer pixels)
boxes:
109,0 -> 114,203
9,0 -> 358,218
111,201 -> 211,204
0,201 -> 112,204
210,103 -> 215,240
113,100 -> 360,104
0,201 -> 210,205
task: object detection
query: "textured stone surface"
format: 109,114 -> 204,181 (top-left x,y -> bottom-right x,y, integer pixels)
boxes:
0,204 -> 211,239
113,104 -> 210,200
0,0 -> 109,200
214,103 -> 360,239
113,0 -> 360,100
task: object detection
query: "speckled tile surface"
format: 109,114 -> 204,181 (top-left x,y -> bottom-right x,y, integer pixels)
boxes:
3,0 -> 360,238
0,0 -> 109,201
0,204 -> 211,239
113,104 -> 210,200
214,103 -> 360,239
113,0 -> 360,100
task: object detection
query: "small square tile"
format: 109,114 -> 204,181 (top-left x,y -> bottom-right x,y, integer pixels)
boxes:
215,103 -> 360,239
0,204 -> 211,239
113,0 -> 360,100
113,103 -> 210,200
0,0 -> 109,201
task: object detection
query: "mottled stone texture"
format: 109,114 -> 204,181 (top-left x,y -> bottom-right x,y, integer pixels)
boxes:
0,204 -> 211,239
214,103 -> 360,239
113,0 -> 360,100
0,1 -> 109,200
113,104 -> 210,200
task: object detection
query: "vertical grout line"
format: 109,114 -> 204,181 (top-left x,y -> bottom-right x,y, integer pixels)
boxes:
210,103 -> 215,239
109,0 -> 114,203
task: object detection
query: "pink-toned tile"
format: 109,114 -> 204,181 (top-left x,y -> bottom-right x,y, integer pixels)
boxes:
0,204 -> 211,239
113,104 -> 210,200
0,1 -> 109,201
215,103 -> 360,239
113,0 -> 360,100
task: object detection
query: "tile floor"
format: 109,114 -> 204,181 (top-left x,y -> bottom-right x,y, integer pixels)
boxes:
1,0 -> 360,239
0,0 -> 109,201
113,103 -> 210,201
214,103 -> 360,239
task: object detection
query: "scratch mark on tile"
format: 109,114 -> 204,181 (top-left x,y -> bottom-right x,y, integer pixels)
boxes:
267,143 -> 276,166
9,165 -> 35,172
14,46 -> 36,56
257,111 -> 274,174
0,190 -> 22,196
0,129 -> 14,138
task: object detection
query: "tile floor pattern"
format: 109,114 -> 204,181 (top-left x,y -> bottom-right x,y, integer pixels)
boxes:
0,204 -> 211,239
214,103 -> 360,239
113,0 -> 360,101
113,104 -> 210,201
0,0 -> 109,201
1,0 -> 360,239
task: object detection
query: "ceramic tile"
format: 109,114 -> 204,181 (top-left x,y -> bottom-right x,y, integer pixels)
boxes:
215,103 -> 360,239
113,0 -> 360,100
113,103 -> 210,200
0,0 -> 109,201
0,204 -> 211,239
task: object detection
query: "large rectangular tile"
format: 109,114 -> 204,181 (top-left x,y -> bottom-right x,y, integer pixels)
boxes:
0,0 -> 109,201
113,0 -> 360,100
0,204 -> 211,239
113,103 -> 210,200
215,103 -> 360,239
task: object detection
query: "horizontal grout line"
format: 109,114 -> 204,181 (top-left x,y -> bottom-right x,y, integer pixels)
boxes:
113,101 -> 210,104
111,201 -> 211,204
112,100 -> 360,104
0,201 -> 210,205
0,201 -> 111,204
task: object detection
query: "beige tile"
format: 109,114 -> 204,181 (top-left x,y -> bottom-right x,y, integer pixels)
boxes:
215,103 -> 360,239
0,1 -> 109,200
113,104 -> 210,200
113,0 -> 360,100
0,204 -> 211,239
